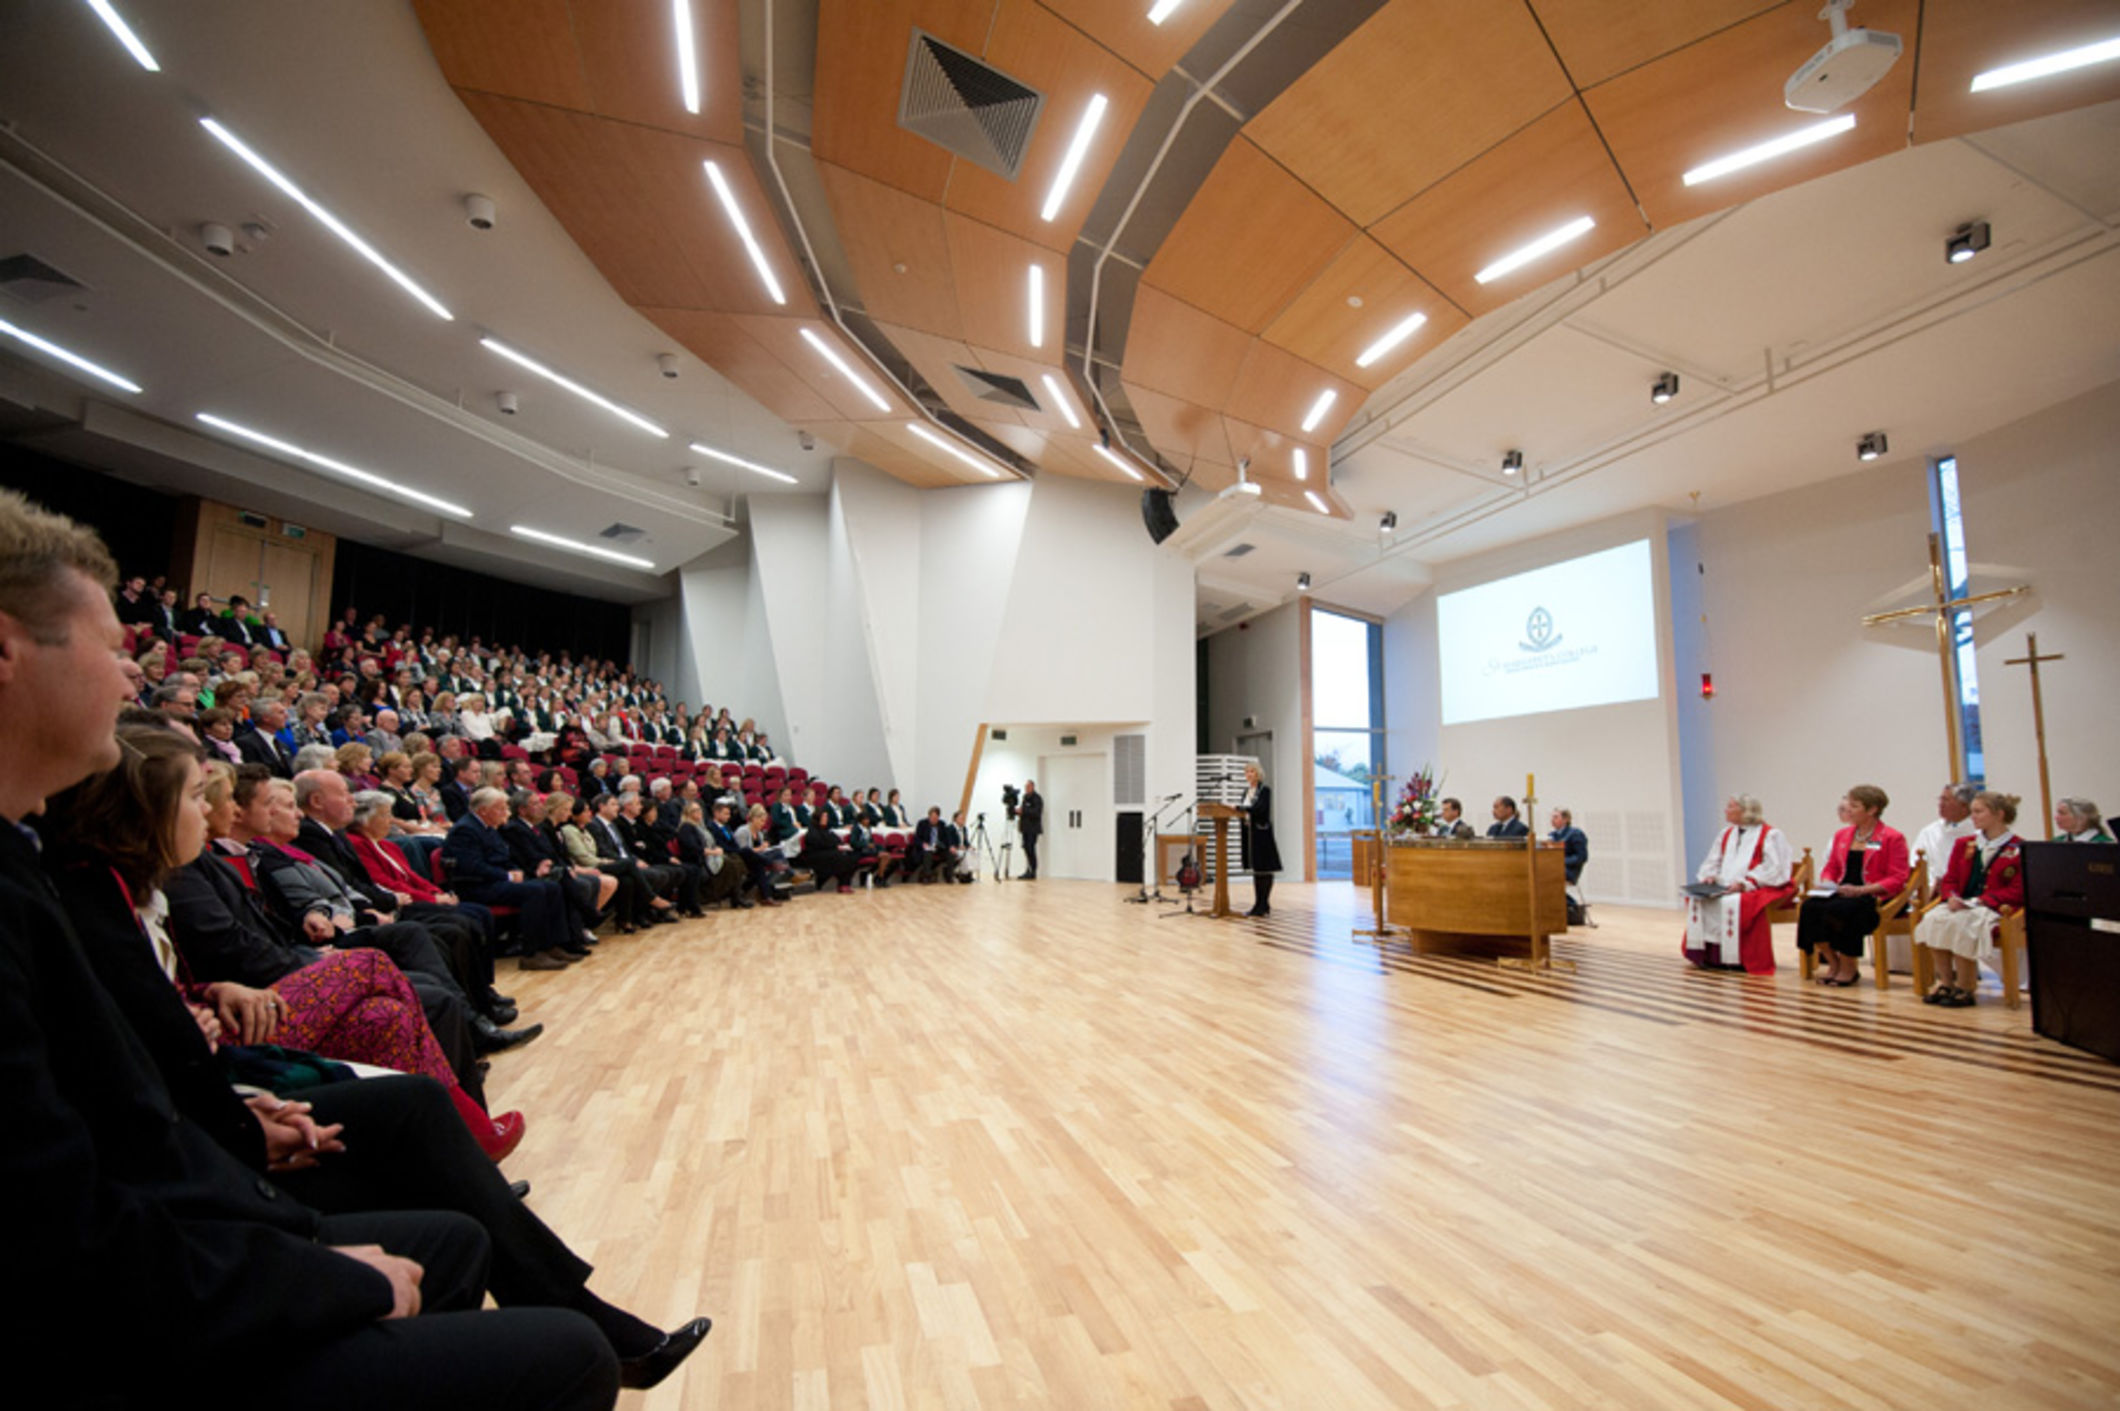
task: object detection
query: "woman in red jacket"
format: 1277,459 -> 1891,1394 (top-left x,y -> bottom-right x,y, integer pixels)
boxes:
1796,784 -> 1911,987
1913,790 -> 2025,1007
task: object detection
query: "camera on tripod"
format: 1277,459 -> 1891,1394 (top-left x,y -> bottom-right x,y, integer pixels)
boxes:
1000,783 -> 1020,817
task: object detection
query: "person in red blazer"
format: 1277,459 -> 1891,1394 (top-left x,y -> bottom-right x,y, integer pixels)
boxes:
1913,791 -> 2025,1007
1797,784 -> 1912,986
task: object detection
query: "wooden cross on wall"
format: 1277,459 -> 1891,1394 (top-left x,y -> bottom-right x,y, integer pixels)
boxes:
1860,531 -> 2029,779
2004,633 -> 2065,839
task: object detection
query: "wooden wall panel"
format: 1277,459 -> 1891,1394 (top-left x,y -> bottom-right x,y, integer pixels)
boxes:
811,0 -> 994,200
572,0 -> 746,142
1524,0 -> 1784,90
1261,236 -> 1466,389
1372,101 -> 1648,318
413,0 -> 591,108
944,0 -> 1157,248
1584,0 -> 1919,230
1911,0 -> 2120,143
1246,0 -> 1575,227
1034,0 -> 1240,79
819,164 -> 966,341
1120,287 -> 1251,408
1141,138 -> 1358,334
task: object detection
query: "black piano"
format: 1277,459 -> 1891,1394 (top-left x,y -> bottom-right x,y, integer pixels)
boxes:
2023,841 -> 2120,1064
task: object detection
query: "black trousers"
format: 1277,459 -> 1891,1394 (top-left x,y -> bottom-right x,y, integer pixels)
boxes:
460,878 -> 573,957
1021,834 -> 1039,875
267,1209 -> 617,1411
1796,894 -> 1879,957
400,902 -> 496,1001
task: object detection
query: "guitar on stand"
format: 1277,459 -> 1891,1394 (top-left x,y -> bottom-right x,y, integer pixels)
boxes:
1163,801 -> 1204,918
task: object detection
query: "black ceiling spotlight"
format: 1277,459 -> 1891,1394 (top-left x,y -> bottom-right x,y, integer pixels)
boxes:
1945,220 -> 1991,265
1296,571 -> 1312,591
1380,510 -> 1398,532
1651,371 -> 1681,404
1857,431 -> 1889,461
1501,449 -> 1524,476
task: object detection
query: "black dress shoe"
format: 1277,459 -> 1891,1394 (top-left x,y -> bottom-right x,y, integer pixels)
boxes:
730,896 -> 755,909
618,1316 -> 712,1390
471,1017 -> 546,1054
508,1178 -> 531,1199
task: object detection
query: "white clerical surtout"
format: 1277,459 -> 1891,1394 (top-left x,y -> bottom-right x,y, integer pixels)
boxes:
1683,797 -> 1795,974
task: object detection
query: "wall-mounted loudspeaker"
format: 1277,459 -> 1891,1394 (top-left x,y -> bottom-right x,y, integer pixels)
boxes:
1141,488 -> 1179,544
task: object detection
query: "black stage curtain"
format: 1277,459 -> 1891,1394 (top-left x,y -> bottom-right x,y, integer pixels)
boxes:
330,538 -> 632,666
0,445 -> 177,583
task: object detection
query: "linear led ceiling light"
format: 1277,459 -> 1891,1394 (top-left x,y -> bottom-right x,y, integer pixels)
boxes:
1681,114 -> 1855,186
1299,389 -> 1338,434
85,0 -> 159,70
511,525 -> 655,571
1292,447 -> 1308,482
1970,35 -> 2120,91
1474,215 -> 1597,285
479,337 -> 668,437
1039,373 -> 1082,429
701,160 -> 785,305
200,118 -> 453,320
1147,0 -> 1187,22
801,328 -> 892,412
1027,264 -> 1045,348
1304,490 -> 1331,516
196,413 -> 471,518
1093,443 -> 1144,481
672,0 -> 701,114
689,440 -> 797,485
907,422 -> 1006,479
0,317 -> 142,393
1041,93 -> 1109,222
1354,310 -> 1429,368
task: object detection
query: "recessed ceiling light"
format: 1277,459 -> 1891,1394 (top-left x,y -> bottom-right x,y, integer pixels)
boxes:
1970,35 -> 2120,91
1027,263 -> 1045,348
1040,373 -> 1082,429
1292,447 -> 1308,482
689,441 -> 797,485
1304,490 -> 1331,516
200,118 -> 453,320
1041,93 -> 1109,223
1094,443 -> 1144,481
85,0 -> 159,71
701,159 -> 786,306
802,328 -> 892,413
1299,389 -> 1338,434
1147,0 -> 1187,23
479,337 -> 669,438
1353,310 -> 1429,368
907,422 -> 1007,479
511,525 -> 656,571
673,0 -> 702,114
1681,114 -> 1855,186
0,317 -> 142,393
1501,449 -> 1524,475
196,413 -> 471,518
1473,215 -> 1597,285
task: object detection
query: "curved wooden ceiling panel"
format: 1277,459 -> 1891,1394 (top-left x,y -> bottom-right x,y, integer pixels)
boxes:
1036,0 -> 1240,79
946,215 -> 1065,362
1912,0 -> 2120,143
414,0 -> 592,109
1260,235 -> 1466,389
1524,0 -> 1783,91
810,0 -> 991,201
1121,286 -> 1251,408
1246,0 -> 1576,228
818,162 -> 966,340
637,307 -> 842,426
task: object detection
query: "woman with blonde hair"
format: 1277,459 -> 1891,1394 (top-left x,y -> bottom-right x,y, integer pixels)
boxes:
1915,790 -> 2025,1007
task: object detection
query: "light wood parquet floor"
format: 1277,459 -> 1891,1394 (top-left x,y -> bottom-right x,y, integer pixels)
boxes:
484,879 -> 2120,1410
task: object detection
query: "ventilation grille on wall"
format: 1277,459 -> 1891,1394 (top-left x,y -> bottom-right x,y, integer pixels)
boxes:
1222,543 -> 1255,558
954,365 -> 1040,411
899,30 -> 1044,179
0,253 -> 87,304
1114,733 -> 1146,807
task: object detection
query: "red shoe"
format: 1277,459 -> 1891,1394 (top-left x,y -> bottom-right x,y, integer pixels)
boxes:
837,883 -> 854,893
480,1110 -> 527,1162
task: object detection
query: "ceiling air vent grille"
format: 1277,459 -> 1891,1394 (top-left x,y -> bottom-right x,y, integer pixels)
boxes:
1216,602 -> 1256,623
954,365 -> 1039,411
0,254 -> 87,304
899,31 -> 1044,179
1221,542 -> 1256,558
598,523 -> 646,544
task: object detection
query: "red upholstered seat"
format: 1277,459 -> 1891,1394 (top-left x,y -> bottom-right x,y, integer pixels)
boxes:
654,744 -> 678,759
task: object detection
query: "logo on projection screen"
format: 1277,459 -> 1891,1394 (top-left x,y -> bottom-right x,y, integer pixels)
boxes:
1519,607 -> 1562,653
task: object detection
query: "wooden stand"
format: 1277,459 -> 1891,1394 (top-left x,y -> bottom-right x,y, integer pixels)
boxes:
1198,803 -> 1243,920
1358,838 -> 1571,970
1352,829 -> 1408,943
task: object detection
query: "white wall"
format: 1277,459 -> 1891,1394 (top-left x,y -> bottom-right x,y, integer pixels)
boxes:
1202,601 -> 1308,879
1679,378 -> 2120,854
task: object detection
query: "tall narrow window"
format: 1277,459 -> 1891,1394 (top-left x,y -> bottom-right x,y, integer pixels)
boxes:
1310,607 -> 1383,879
1930,456 -> 1985,783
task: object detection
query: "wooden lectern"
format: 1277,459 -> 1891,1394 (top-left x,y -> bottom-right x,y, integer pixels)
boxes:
1198,802 -> 1245,919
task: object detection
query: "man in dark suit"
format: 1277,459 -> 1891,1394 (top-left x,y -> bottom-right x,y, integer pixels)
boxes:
114,573 -> 156,625
440,754 -> 481,822
1487,796 -> 1530,839
1548,808 -> 1589,884
240,698 -> 299,776
1437,797 -> 1477,840
146,584 -> 182,641
217,594 -> 260,645
180,588 -> 222,636
0,489 -> 624,1408
257,608 -> 293,652
444,789 -> 581,960
1016,779 -> 1044,880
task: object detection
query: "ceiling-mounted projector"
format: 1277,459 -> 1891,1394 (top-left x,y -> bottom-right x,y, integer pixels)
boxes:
1785,0 -> 1902,113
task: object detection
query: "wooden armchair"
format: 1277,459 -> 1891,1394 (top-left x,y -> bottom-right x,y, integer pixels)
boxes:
1910,897 -> 2028,1009
1772,848 -> 1814,959
1862,856 -> 1927,991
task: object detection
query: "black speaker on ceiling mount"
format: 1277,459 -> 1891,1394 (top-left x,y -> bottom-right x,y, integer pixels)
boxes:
1141,488 -> 1178,544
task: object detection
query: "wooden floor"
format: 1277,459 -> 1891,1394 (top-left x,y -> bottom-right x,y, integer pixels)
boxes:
487,880 -> 2120,1410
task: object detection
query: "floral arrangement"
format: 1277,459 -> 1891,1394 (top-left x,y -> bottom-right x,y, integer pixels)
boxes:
1387,766 -> 1441,835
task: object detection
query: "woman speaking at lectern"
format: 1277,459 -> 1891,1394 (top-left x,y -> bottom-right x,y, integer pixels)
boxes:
1240,762 -> 1281,917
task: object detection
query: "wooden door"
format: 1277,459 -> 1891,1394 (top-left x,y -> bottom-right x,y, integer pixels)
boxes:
205,529 -> 265,608
260,542 -> 317,645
